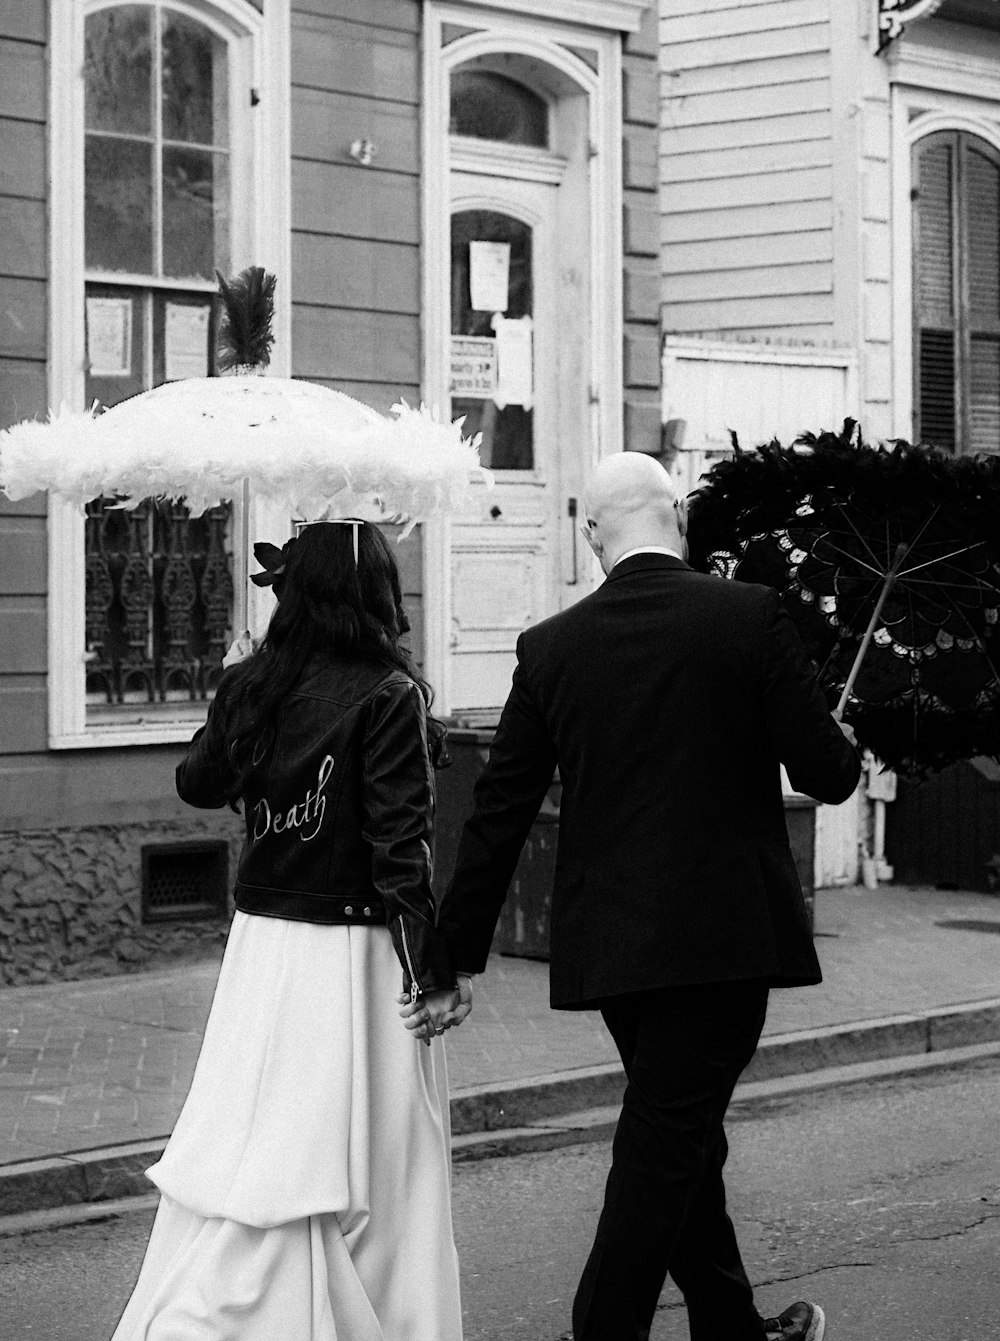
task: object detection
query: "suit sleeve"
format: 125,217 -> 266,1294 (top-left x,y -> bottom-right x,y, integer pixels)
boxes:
437,634 -> 559,973
761,589 -> 861,804
362,678 -> 454,997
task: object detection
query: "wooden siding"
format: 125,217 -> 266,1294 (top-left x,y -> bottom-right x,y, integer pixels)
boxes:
659,0 -> 835,340
0,5 -> 48,769
289,0 -> 424,643
623,4 -> 662,452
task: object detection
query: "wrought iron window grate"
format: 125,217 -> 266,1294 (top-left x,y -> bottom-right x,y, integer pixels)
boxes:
141,841 -> 229,923
86,499 -> 234,710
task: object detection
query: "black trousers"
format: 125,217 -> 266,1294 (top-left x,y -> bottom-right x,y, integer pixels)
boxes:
572,981 -> 770,1341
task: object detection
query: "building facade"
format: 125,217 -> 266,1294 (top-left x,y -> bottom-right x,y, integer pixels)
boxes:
0,0 -> 656,982
658,0 -> 1000,887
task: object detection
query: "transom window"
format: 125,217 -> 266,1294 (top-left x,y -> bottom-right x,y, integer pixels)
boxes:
82,1 -> 238,723
450,69 -> 549,148
913,130 -> 1000,454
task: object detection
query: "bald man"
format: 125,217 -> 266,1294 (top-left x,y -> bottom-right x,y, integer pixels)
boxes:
438,452 -> 859,1341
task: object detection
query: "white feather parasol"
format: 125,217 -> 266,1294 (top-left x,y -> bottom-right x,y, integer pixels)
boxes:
0,378 -> 489,529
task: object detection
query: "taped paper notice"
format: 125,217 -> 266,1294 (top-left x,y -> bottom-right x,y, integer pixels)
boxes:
165,303 -> 211,381
469,241 -> 510,313
86,297 -> 132,377
450,336 -> 496,399
493,315 -> 533,410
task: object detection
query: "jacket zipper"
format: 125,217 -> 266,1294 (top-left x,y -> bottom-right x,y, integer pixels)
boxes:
398,918 -> 422,1002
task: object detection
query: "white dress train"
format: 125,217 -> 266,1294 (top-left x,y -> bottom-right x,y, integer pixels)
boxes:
111,912 -> 462,1341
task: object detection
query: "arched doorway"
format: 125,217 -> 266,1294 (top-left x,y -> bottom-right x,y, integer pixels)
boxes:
422,15 -> 623,716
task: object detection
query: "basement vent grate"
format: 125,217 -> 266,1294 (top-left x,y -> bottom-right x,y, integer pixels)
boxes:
935,919 -> 1000,935
141,841 -> 228,923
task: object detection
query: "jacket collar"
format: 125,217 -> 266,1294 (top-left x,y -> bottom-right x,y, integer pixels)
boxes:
603,551 -> 692,584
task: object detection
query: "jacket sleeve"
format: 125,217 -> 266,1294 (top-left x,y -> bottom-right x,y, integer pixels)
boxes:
761,589 -> 862,804
175,679 -> 240,809
362,677 -> 455,998
437,634 -> 559,974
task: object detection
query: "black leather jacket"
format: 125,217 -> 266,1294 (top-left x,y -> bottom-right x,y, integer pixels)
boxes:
176,653 -> 454,999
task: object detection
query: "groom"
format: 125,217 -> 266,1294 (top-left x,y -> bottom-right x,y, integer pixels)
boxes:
437,452 -> 860,1341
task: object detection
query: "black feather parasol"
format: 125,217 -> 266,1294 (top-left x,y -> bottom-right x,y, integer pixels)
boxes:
686,421 -> 1000,775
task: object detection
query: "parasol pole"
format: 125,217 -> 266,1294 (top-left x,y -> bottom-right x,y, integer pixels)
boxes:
234,473 -> 251,639
834,541 -> 910,720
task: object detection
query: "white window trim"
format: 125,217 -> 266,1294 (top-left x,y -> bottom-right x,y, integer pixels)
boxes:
455,0 -> 645,33
421,3 -> 623,713
890,85 -> 1000,444
47,0 -> 292,750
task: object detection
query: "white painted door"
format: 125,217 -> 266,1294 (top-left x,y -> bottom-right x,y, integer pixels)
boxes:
447,170 -> 585,715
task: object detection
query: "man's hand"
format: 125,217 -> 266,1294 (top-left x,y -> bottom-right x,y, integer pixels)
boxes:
447,974 -> 474,1029
398,988 -> 460,1046
833,713 -> 858,747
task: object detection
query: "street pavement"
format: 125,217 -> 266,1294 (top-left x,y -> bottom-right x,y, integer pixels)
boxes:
2,1051 -> 998,1340
0,883 -> 998,1198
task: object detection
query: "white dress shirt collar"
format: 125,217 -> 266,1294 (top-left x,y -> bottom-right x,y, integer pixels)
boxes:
612,545 -> 683,569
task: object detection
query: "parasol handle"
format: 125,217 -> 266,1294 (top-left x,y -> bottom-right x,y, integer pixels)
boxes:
834,541 -> 910,721
233,474 -> 251,639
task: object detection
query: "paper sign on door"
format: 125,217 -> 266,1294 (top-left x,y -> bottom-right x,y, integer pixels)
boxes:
493,315 -> 533,410
469,241 -> 511,313
450,336 -> 497,399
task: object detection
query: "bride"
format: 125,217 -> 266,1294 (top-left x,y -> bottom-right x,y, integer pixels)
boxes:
111,519 -> 469,1341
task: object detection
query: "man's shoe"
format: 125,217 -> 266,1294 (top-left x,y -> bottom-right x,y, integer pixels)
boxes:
762,1300 -> 826,1340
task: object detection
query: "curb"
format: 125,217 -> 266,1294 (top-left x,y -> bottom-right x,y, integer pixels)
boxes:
2,997 -> 999,1219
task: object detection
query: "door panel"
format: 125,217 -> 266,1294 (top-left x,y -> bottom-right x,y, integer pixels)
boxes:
448,174 -> 557,714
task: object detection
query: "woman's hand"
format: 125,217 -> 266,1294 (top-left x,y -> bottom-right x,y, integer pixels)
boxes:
398,988 -> 461,1045
222,630 -> 256,668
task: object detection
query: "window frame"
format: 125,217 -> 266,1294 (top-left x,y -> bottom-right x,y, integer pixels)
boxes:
47,0 -> 291,750
911,128 -> 1000,452
891,82 -> 1000,445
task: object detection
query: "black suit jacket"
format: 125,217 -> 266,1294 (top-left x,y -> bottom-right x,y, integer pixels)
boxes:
438,554 -> 861,1008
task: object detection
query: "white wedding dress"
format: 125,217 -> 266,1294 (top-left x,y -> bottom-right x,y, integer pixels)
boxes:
111,911 -> 463,1341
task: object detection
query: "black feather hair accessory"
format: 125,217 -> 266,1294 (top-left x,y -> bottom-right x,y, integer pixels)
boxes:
216,266 -> 277,373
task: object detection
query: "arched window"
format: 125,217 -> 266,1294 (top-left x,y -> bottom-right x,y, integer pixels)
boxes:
82,2 -> 238,719
913,130 -> 1000,453
450,69 -> 549,148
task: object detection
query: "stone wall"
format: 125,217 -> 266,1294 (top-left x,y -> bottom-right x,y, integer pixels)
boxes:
0,814 -> 244,985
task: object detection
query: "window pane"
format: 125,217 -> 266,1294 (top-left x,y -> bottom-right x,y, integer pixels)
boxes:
85,285 -> 146,408
86,135 -> 154,273
162,147 -> 230,279
162,10 -> 229,147
451,210 -> 534,470
84,499 -> 234,709
450,71 -> 548,147
85,6 -> 153,135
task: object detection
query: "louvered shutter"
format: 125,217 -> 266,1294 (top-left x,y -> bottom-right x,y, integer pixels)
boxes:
964,141 -> 1000,454
913,134 -> 957,451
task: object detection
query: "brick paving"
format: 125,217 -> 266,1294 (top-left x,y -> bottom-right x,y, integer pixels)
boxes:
0,884 -> 997,1167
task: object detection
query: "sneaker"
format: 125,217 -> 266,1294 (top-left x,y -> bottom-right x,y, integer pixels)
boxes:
762,1300 -> 826,1340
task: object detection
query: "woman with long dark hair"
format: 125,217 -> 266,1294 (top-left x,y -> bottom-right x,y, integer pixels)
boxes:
111,520 -> 465,1341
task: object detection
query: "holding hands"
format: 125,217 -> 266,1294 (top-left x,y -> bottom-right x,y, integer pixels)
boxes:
398,974 -> 474,1045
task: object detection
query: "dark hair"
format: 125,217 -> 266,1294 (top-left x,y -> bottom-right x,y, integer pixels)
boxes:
222,522 -> 447,803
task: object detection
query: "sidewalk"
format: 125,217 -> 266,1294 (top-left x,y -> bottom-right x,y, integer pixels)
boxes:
0,884 -> 998,1213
